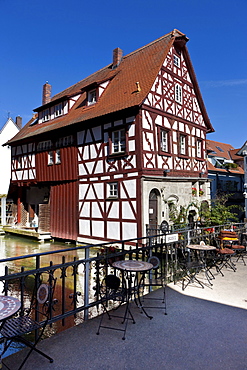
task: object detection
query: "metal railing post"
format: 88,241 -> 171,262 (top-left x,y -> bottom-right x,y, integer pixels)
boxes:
84,247 -> 90,321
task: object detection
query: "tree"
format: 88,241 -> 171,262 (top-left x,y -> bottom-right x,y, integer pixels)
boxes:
200,193 -> 240,226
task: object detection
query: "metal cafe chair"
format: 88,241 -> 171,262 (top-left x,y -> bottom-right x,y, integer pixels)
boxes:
96,274 -> 132,340
139,256 -> 167,315
0,273 -> 57,370
176,248 -> 204,290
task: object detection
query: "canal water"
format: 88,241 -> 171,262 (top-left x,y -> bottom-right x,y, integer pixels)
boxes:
0,234 -> 100,359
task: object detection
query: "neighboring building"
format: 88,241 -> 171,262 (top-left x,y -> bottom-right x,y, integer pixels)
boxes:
5,29 -> 214,243
0,116 -> 22,224
236,141 -> 247,220
207,139 -> 245,220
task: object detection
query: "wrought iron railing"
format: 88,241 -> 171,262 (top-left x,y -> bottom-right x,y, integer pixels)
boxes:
0,223 -> 246,336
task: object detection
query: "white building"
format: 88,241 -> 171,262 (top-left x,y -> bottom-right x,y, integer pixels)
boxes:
0,117 -> 22,224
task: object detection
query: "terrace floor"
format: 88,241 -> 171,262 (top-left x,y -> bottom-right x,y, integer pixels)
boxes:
4,256 -> 247,370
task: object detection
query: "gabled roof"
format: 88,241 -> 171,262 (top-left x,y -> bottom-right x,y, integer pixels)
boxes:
230,148 -> 243,160
7,29 -> 214,145
0,117 -> 20,134
206,139 -> 244,174
236,140 -> 247,156
206,140 -> 235,159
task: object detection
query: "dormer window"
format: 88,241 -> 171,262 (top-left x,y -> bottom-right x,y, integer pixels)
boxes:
42,108 -> 50,122
88,89 -> 97,105
54,103 -> 63,117
174,55 -> 180,68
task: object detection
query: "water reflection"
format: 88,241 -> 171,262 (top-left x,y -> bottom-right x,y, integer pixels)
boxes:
0,234 -> 101,338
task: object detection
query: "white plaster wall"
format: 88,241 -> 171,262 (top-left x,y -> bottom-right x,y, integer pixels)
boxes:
122,222 -> 137,240
141,178 -> 211,233
107,221 -> 120,240
92,220 -> 104,237
0,119 -> 20,194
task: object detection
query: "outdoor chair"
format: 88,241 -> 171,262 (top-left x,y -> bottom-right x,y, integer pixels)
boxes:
140,255 -> 167,315
176,248 -> 204,290
217,231 -> 237,272
203,238 -> 227,278
222,231 -> 246,266
96,274 -> 131,340
0,273 -> 57,370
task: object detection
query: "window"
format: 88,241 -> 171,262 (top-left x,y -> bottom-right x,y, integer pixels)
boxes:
37,140 -> 52,151
42,108 -> 50,122
196,140 -> 202,158
216,146 -> 224,153
55,149 -> 61,164
179,134 -> 187,155
175,84 -> 182,104
107,182 -> 118,198
55,135 -> 73,148
160,130 -> 169,153
16,157 -> 22,169
174,55 -> 180,68
54,103 -> 63,117
88,89 -> 97,105
112,129 -> 126,154
48,151 -> 54,165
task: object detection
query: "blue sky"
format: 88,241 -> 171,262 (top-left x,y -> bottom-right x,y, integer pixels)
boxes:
0,0 -> 246,148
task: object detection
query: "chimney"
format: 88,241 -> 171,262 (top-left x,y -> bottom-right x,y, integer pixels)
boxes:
15,116 -> 22,129
42,82 -> 52,105
112,47 -> 123,69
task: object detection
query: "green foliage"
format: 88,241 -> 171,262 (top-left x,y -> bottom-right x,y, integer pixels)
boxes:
224,162 -> 238,169
200,193 -> 240,226
168,202 -> 190,228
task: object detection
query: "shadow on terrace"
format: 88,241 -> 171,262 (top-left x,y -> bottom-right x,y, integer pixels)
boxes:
0,223 -> 246,369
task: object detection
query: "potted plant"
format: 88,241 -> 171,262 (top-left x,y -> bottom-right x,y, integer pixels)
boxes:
199,189 -> 204,196
99,245 -> 123,266
192,187 -> 197,196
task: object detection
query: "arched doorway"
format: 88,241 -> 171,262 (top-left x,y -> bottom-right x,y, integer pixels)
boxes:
149,189 -> 160,228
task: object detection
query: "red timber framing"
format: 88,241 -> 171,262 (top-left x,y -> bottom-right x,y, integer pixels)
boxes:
77,113 -> 142,244
6,30 -> 214,243
50,181 -> 78,240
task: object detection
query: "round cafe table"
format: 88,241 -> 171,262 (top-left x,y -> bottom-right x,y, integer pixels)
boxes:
112,260 -> 153,321
0,296 -> 21,322
0,296 -> 21,367
187,244 -> 216,252
187,244 -> 216,285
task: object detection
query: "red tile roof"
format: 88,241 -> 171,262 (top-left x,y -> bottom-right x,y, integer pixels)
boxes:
206,140 -> 244,174
206,140 -> 234,159
7,29 -> 214,144
229,148 -> 242,160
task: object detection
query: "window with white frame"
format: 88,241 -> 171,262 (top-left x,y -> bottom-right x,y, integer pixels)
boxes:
88,89 -> 97,105
107,182 -> 118,198
179,134 -> 187,155
160,129 -> 169,153
196,140 -> 202,158
55,149 -> 61,164
54,103 -> 63,117
42,108 -> 50,122
112,129 -> 126,154
48,151 -> 54,165
175,84 -> 182,104
174,55 -> 180,68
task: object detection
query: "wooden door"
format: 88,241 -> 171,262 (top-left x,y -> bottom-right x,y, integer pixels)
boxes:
149,190 -> 158,227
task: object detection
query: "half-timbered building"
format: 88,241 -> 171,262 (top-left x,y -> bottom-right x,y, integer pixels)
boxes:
6,29 -> 214,243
